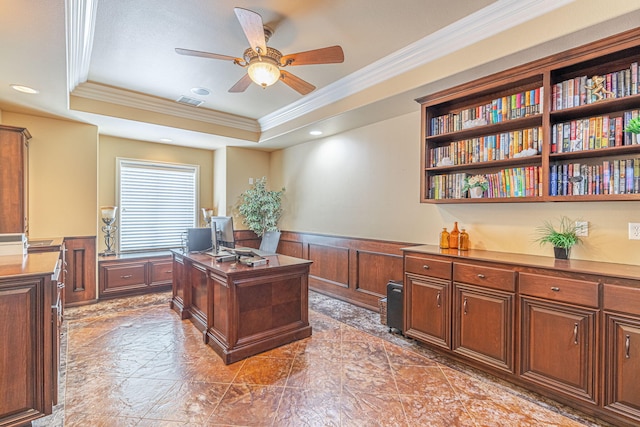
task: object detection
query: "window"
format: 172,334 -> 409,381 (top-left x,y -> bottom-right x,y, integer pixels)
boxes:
117,159 -> 198,252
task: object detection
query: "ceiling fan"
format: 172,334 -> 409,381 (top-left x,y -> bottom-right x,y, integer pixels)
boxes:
176,7 -> 344,95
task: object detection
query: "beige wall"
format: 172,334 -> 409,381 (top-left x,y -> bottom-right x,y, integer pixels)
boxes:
2,111 -> 98,238
224,147 -> 271,229
98,135 -> 214,251
274,111 -> 640,265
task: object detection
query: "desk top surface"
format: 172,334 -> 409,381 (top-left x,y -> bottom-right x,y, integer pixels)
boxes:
172,249 -> 312,276
0,252 -> 60,279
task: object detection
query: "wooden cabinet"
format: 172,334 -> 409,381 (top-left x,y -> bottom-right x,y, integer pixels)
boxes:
64,236 -> 97,306
603,284 -> 640,421
99,254 -> 172,299
417,28 -> 640,203
404,254 -> 451,350
0,125 -> 31,233
452,263 -> 515,373
0,252 -> 60,426
519,272 -> 599,404
402,245 -> 640,427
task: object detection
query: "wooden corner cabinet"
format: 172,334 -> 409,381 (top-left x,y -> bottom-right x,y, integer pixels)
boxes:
402,245 -> 640,427
0,125 -> 31,233
417,28 -> 640,203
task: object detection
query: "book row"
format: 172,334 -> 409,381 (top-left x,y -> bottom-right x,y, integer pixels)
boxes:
429,127 -> 543,167
552,62 -> 639,111
551,110 -> 640,153
428,166 -> 542,200
550,158 -> 640,196
430,87 -> 543,135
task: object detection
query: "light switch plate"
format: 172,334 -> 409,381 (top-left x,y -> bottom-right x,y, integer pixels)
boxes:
575,221 -> 588,237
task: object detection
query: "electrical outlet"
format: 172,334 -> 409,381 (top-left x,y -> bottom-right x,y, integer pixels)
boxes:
249,177 -> 254,185
629,223 -> 640,240
575,221 -> 588,237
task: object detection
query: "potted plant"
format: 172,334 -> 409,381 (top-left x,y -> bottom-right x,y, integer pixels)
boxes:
463,174 -> 489,198
534,216 -> 582,259
238,177 -> 285,251
624,116 -> 640,144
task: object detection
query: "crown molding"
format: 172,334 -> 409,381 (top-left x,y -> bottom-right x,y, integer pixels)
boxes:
258,0 -> 574,131
66,0 -> 99,93
72,82 -> 260,132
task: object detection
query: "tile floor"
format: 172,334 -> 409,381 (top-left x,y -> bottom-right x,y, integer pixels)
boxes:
34,291 -> 612,427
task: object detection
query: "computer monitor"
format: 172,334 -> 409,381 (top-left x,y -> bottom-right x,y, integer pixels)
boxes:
186,227 -> 212,252
210,216 -> 235,248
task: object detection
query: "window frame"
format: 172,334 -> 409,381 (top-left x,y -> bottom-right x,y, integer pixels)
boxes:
116,158 -> 200,253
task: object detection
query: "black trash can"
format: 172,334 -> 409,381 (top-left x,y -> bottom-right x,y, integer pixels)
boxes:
386,280 -> 403,334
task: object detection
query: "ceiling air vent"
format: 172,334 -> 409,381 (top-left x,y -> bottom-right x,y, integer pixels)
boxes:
176,96 -> 204,107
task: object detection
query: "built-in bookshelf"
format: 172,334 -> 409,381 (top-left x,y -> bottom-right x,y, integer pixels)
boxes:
417,28 -> 640,203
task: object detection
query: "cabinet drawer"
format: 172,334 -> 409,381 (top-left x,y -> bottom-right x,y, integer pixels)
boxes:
103,263 -> 146,290
453,262 -> 515,292
519,273 -> 599,308
603,284 -> 640,316
149,259 -> 173,285
405,255 -> 451,280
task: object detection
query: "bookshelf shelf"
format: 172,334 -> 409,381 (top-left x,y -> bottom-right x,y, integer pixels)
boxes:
418,28 -> 640,204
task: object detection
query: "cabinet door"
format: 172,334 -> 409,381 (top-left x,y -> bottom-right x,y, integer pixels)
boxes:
453,283 -> 514,373
0,125 -> 30,233
404,273 -> 450,350
171,254 -> 189,319
604,313 -> 640,422
149,258 -> 173,286
520,297 -> 598,404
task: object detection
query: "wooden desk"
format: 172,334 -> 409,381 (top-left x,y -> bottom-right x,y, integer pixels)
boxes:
170,250 -> 313,364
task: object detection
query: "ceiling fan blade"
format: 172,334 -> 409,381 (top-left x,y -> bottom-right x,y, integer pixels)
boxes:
234,8 -> 267,55
175,48 -> 240,62
279,70 -> 315,95
281,45 -> 344,66
228,74 -> 253,93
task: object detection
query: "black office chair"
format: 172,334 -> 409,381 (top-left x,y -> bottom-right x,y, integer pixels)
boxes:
259,231 -> 281,254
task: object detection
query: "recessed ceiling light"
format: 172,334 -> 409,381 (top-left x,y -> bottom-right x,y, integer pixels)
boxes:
309,130 -> 323,136
10,84 -> 39,94
159,138 -> 173,143
191,87 -> 211,96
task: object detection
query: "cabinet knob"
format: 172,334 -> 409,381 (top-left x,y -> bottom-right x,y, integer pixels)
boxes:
551,287 -> 560,292
573,323 -> 579,345
422,265 -> 430,270
436,291 -> 441,308
463,298 -> 468,315
477,274 -> 486,279
626,334 -> 631,359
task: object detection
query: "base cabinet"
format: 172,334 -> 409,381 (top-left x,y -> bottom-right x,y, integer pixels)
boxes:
0,252 -> 59,427
403,245 -> 640,427
99,255 -> 172,299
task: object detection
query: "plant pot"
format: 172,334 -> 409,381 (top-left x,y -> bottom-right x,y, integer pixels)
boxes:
469,187 -> 484,198
554,246 -> 570,260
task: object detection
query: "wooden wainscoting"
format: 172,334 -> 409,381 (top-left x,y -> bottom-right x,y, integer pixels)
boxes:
235,230 -> 408,311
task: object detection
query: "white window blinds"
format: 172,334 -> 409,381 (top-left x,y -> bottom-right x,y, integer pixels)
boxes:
117,159 -> 198,252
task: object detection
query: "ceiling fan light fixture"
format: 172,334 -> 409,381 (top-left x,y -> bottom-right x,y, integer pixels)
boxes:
247,57 -> 280,88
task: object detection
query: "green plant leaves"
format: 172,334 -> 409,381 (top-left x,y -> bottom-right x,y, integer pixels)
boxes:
238,177 -> 285,237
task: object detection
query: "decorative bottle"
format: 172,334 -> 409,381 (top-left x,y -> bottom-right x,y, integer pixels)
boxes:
459,228 -> 469,251
439,228 -> 449,249
449,222 -> 459,249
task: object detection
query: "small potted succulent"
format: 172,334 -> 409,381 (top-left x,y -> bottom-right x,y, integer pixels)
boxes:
463,174 -> 489,198
534,216 -> 582,259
